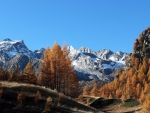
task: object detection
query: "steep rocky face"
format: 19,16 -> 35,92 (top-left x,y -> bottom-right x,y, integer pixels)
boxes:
0,38 -> 44,74
0,38 -> 38,59
97,49 -> 114,60
68,46 -> 127,82
34,48 -> 45,59
3,54 -> 29,72
0,38 -> 127,82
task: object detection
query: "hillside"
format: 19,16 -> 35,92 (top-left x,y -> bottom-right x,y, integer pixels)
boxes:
0,81 -> 102,113
78,27 -> 150,113
98,27 -> 150,101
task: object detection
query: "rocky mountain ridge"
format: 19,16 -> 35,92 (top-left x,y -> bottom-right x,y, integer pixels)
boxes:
0,38 -> 127,82
68,46 -> 127,82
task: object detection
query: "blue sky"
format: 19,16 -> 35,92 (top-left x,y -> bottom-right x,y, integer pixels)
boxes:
0,0 -> 149,52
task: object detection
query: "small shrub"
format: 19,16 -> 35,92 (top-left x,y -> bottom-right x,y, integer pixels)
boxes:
17,92 -> 26,108
34,91 -> 42,104
0,83 -> 3,99
17,92 -> 26,103
43,96 -> 54,113
58,93 -> 64,103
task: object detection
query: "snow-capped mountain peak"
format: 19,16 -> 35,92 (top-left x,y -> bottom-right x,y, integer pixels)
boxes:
0,38 -> 43,59
68,46 -> 127,82
0,38 -> 127,83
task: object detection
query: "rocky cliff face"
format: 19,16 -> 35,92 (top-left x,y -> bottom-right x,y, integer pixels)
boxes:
0,38 -> 44,73
68,46 -> 127,82
0,38 -> 127,82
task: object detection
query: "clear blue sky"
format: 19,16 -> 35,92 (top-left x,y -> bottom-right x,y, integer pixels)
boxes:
0,0 -> 150,52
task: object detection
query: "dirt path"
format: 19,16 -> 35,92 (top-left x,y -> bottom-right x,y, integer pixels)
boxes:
101,104 -> 142,113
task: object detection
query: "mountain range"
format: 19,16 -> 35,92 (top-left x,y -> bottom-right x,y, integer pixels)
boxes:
0,38 -> 127,82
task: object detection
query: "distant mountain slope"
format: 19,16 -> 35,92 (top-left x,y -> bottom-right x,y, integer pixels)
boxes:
0,38 -> 127,82
68,46 -> 127,82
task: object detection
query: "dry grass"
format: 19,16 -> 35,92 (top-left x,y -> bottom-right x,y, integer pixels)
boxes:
0,81 -> 100,113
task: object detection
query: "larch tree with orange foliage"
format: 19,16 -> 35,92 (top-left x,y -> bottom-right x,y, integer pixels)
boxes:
90,83 -> 99,97
116,89 -> 122,98
109,93 -> 113,99
40,43 -> 79,97
9,65 -> 20,82
5,70 -> 12,81
131,73 -> 137,87
121,94 -> 127,103
144,83 -> 150,94
141,58 -> 149,74
148,75 -> 150,83
147,67 -> 150,78
119,72 -> 126,87
140,89 -> 145,103
125,77 -> 133,99
83,85 -> 90,96
142,94 -> 150,113
136,83 -> 142,98
134,58 -> 140,69
62,44 -> 80,97
40,48 -> 53,87
22,62 -> 37,84
0,67 -> 5,80
138,72 -> 145,83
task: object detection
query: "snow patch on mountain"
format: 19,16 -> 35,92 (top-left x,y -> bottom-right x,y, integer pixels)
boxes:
0,38 -> 40,59
68,46 -> 127,82
0,38 -> 127,82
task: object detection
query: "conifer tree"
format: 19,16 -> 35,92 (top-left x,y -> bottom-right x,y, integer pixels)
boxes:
148,76 -> 150,83
109,93 -> 113,99
0,83 -> 3,99
142,58 -> 149,74
134,58 -> 140,69
119,72 -> 126,87
5,70 -> 12,81
0,67 -> 5,80
142,94 -> 150,113
22,62 -> 37,84
50,43 -> 64,90
140,89 -> 145,103
147,67 -> 150,77
116,89 -> 122,98
144,83 -> 150,94
138,72 -> 145,83
139,34 -> 144,43
83,85 -> 90,96
90,83 -> 99,97
131,73 -> 137,87
125,77 -> 133,99
40,48 -> 53,87
9,65 -> 20,82
121,94 -> 127,103
136,83 -> 142,98
40,43 -> 79,97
